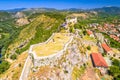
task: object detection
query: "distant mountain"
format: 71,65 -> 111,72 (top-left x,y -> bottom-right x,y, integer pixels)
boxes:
23,8 -> 57,12
1,7 -> 120,15
1,8 -> 84,13
62,8 -> 84,12
92,6 -> 120,14
0,8 -> 26,12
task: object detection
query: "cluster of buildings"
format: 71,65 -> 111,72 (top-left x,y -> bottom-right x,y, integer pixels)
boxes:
86,29 -> 114,56
86,29 -> 115,74
90,23 -> 120,42
86,22 -> 120,75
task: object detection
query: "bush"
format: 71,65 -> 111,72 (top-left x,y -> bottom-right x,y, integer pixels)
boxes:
83,30 -> 87,35
69,26 -> 75,33
109,66 -> 120,77
112,59 -> 120,66
64,70 -> 68,73
109,59 -> 120,79
0,60 -> 10,74
87,46 -> 91,50
102,53 -> 106,57
10,54 -> 17,60
19,63 -> 21,67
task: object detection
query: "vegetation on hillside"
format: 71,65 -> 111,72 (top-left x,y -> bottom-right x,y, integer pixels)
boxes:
7,12 -> 65,56
0,12 -> 12,21
0,12 -> 65,74
109,58 -> 120,80
0,60 -> 10,74
0,19 -> 22,58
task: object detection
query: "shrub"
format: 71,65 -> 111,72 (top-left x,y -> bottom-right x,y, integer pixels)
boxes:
10,54 -> 17,60
112,59 -> 120,66
0,60 -> 10,74
87,46 -> 91,50
19,63 -> 21,67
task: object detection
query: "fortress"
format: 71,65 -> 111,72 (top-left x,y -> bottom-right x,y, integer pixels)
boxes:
29,33 -> 73,67
66,17 -> 77,24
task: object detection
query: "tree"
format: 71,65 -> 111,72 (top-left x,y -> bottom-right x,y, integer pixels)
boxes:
109,66 -> 120,78
0,60 -> 10,74
83,30 -> 86,35
112,59 -> 120,66
87,46 -> 91,50
69,26 -> 75,33
108,59 -> 120,79
10,54 -> 17,60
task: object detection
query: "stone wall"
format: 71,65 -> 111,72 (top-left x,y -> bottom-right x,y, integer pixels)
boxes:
29,33 -> 73,67
19,56 -> 32,80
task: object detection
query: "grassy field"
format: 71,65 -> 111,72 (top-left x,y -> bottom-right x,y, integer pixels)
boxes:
33,33 -> 70,57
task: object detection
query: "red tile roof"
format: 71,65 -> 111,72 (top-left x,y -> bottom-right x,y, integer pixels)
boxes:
101,43 -> 111,52
87,30 -> 93,35
91,53 -> 108,68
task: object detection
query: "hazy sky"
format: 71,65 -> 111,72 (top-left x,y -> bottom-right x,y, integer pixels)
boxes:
0,0 -> 120,10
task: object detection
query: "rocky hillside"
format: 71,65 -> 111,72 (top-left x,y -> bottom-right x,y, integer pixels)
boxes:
14,12 -> 26,18
16,18 -> 30,26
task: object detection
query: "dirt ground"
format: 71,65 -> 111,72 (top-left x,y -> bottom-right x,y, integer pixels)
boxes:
80,67 -> 100,80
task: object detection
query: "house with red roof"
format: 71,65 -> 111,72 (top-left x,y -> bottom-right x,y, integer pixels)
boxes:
91,53 -> 108,68
101,43 -> 113,56
86,30 -> 94,37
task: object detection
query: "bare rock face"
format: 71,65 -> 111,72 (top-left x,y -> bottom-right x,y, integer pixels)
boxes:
16,18 -> 29,26
15,12 -> 26,18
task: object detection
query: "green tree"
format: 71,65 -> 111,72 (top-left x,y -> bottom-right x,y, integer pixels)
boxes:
10,54 -> 17,60
109,66 -> 120,77
87,46 -> 91,50
0,60 -> 10,74
112,59 -> 120,66
69,26 -> 75,33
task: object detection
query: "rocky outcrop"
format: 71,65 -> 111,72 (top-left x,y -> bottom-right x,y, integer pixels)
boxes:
15,12 -> 26,18
16,18 -> 29,26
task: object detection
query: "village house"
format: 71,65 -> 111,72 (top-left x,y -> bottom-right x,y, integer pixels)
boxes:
110,34 -> 120,42
101,43 -> 113,56
91,53 -> 108,74
91,53 -> 108,68
86,30 -> 94,37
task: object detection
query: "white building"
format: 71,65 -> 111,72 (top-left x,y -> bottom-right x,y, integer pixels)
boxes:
66,17 -> 77,24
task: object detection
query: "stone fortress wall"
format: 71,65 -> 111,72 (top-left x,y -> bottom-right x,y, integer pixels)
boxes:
29,33 -> 73,67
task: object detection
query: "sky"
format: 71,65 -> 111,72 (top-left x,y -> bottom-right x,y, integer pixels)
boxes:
0,0 -> 120,10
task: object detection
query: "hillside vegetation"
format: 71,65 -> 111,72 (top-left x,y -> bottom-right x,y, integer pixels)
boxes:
0,12 -> 13,21
6,13 -> 65,57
